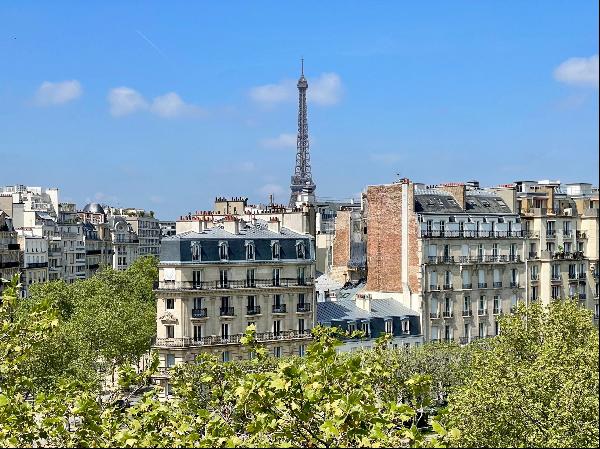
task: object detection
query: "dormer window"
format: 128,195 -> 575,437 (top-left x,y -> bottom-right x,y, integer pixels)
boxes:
219,241 -> 229,261
402,319 -> 410,334
245,241 -> 255,260
271,241 -> 280,259
296,241 -> 306,259
191,241 -> 201,261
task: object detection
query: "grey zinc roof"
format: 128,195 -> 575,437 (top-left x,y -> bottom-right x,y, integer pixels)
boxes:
317,298 -> 419,323
414,194 -> 463,213
414,192 -> 513,214
163,220 -> 307,241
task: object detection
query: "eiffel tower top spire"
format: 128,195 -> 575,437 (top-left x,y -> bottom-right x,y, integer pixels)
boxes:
289,59 -> 316,207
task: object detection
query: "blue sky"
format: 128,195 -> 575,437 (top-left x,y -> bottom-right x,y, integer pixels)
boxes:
1,1 -> 598,219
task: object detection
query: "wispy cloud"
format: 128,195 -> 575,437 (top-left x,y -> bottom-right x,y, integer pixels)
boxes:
149,195 -> 164,204
260,133 -> 296,149
249,72 -> 343,107
108,87 -> 148,117
554,54 -> 599,87
34,80 -> 82,106
108,87 -> 204,118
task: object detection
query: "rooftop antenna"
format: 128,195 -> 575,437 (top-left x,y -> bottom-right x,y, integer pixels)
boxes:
301,57 -> 304,76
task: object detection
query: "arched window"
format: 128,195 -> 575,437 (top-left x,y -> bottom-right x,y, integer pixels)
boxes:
191,241 -> 201,261
296,241 -> 306,259
245,241 -> 255,260
271,241 -> 280,259
219,241 -> 229,261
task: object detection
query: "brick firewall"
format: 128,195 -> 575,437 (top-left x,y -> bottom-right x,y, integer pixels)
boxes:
365,184 -> 403,292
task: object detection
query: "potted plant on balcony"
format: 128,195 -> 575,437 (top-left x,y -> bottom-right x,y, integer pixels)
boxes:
553,245 -> 564,260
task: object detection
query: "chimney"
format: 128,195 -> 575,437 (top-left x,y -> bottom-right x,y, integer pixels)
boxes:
223,215 -> 239,234
438,183 -> 466,210
268,217 -> 281,233
355,293 -> 371,312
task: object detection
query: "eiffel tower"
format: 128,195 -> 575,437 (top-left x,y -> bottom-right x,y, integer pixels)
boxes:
289,59 -> 316,208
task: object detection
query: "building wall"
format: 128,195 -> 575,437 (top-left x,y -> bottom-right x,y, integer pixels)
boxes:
330,210 -> 350,283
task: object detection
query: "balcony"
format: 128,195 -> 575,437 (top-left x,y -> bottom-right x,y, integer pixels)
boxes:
493,282 -> 502,288
88,263 -> 100,270
546,230 -> 556,239
493,307 -> 502,315
478,282 -> 488,289
157,278 -> 314,291
530,273 -> 539,281
192,308 -> 208,318
7,243 -> 20,250
429,284 -> 440,291
551,275 -> 561,284
568,273 -> 578,281
509,282 -> 519,288
86,249 -> 102,255
462,283 -> 472,289
429,312 -> 440,319
26,262 -> 48,269
563,230 -> 573,238
272,304 -> 287,314
478,308 -> 487,316
462,309 -> 473,317
420,230 -> 526,239
155,330 -> 313,348
442,311 -> 454,318
0,261 -> 19,269
528,251 -> 538,259
578,273 -> 587,280
442,284 -> 453,291
245,306 -> 261,315
296,303 -> 312,313
219,307 -> 235,317
576,231 -> 587,239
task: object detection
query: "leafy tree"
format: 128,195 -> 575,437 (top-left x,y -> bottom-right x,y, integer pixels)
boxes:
448,300 -> 599,448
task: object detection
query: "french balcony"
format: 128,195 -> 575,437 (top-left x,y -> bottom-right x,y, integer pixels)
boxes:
530,273 -> 539,281
296,303 -> 312,313
272,304 -> 287,314
442,311 -> 454,318
478,282 -> 488,289
576,231 -> 587,239
568,273 -> 578,281
478,308 -> 487,316
546,231 -> 556,239
442,284 -> 453,291
0,261 -> 19,269
7,243 -> 20,250
462,309 -> 473,317
510,282 -> 519,288
551,275 -> 561,284
429,284 -> 440,291
219,307 -> 235,317
493,282 -> 502,288
493,307 -> 502,315
157,278 -> 314,291
429,312 -> 440,319
563,230 -> 573,238
578,273 -> 587,279
246,306 -> 261,315
528,251 -> 538,259
462,283 -> 472,289
26,262 -> 48,269
192,308 -> 208,318
420,230 -> 526,239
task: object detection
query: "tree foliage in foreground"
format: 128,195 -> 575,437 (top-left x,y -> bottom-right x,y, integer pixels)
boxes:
1,270 -> 598,448
448,300 -> 599,448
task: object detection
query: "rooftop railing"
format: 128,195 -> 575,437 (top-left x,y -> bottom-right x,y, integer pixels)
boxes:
158,277 -> 314,291
155,330 -> 312,348
420,230 -> 526,239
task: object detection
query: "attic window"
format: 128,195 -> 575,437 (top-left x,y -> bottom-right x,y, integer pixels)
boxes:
498,217 -> 505,223
271,241 -> 280,259
482,217 -> 488,223
427,199 -> 435,206
296,241 -> 306,259
482,200 -> 491,207
191,241 -> 201,261
448,216 -> 456,223
218,241 -> 229,261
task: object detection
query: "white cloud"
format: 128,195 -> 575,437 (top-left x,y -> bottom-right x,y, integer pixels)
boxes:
308,72 -> 343,105
260,133 -> 296,149
35,80 -> 82,105
108,88 -> 204,118
149,195 -> 164,204
554,54 -> 599,87
249,72 -> 343,107
249,79 -> 296,106
150,92 -> 205,118
108,87 -> 148,117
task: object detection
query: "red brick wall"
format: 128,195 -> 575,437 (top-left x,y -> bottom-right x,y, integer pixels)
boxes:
365,184 -> 403,292
332,210 -> 351,269
406,186 -> 421,294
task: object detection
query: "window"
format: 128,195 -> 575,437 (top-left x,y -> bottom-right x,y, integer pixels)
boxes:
444,297 -> 452,314
222,351 -> 230,362
221,323 -> 229,338
191,242 -> 201,261
478,322 -> 486,338
479,296 -> 486,312
385,320 -> 393,334
165,325 -> 174,339
247,295 -> 256,308
273,320 -> 281,335
246,268 -> 256,287
193,325 -> 202,341
478,244 -> 484,259
348,322 -> 356,333
299,318 -> 305,333
444,325 -> 451,341
271,241 -> 280,259
219,242 -> 228,260
193,297 -> 203,309
274,346 -> 282,358
361,321 -> 370,336
298,293 -> 306,306
299,344 -> 306,357
551,286 -> 560,299
272,268 -> 281,286
297,266 -> 306,285
531,286 -> 538,301
463,323 -> 470,340
402,319 -> 410,334
296,242 -> 306,259
273,294 -> 282,307
192,270 -> 203,288
439,221 -> 445,234
463,296 -> 470,313
166,354 -> 175,368
493,295 -> 500,314
245,242 -> 255,260
166,298 -> 175,310
426,220 -> 433,233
